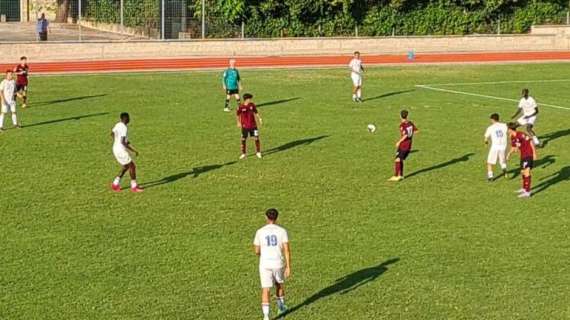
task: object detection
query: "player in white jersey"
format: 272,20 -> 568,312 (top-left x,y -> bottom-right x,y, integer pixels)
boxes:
0,70 -> 20,131
253,208 -> 291,320
484,113 -> 508,181
110,113 -> 143,193
348,51 -> 364,102
511,88 -> 541,146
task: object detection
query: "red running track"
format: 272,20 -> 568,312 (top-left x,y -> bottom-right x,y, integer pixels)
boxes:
1,51 -> 570,73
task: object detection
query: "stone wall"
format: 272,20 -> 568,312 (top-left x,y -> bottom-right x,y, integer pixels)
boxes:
0,25 -> 569,63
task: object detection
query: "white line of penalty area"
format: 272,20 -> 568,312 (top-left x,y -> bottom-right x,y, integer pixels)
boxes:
415,85 -> 570,111
418,79 -> 570,87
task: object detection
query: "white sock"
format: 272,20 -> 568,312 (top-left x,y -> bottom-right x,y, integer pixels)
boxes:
357,89 -> 362,98
11,113 -> 17,126
487,171 -> 493,179
0,113 -> 4,128
277,296 -> 286,309
261,303 -> 270,317
500,164 -> 507,171
130,180 -> 137,188
113,176 -> 121,185
352,94 -> 356,99
532,136 -> 540,145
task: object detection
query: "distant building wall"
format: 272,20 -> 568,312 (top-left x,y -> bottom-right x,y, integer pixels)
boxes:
0,25 -> 569,63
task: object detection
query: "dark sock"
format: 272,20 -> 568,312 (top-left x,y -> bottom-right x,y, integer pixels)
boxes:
225,99 -> 229,109
241,140 -> 246,154
394,162 -> 400,176
255,139 -> 261,153
400,161 -> 404,177
526,176 -> 532,192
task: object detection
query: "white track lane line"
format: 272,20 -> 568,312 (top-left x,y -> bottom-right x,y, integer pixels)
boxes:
415,85 -> 570,111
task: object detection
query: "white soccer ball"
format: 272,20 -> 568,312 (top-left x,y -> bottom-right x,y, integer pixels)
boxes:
367,124 -> 377,133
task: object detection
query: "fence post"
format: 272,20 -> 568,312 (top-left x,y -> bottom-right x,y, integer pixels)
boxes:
161,0 -> 165,40
201,0 -> 205,39
78,0 -> 82,41
355,25 -> 359,37
241,21 -> 245,39
120,0 -> 124,33
567,11 -> 569,25
497,18 -> 501,35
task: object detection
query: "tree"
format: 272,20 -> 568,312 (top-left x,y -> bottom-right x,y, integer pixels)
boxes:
55,0 -> 71,22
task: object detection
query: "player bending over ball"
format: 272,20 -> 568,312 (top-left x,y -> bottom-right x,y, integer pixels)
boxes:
0,70 -> 20,131
348,51 -> 364,103
484,113 -> 508,181
507,122 -> 536,198
511,88 -> 541,147
389,110 -> 418,182
14,56 -> 29,108
253,208 -> 291,320
110,112 -> 143,193
222,59 -> 242,112
237,93 -> 263,159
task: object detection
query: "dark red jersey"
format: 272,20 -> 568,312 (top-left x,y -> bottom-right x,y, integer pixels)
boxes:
511,131 -> 534,159
15,64 -> 29,86
237,103 -> 258,129
398,121 -> 418,151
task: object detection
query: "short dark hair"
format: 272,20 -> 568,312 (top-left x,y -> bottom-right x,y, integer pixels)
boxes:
265,208 -> 279,221
507,122 -> 518,130
120,112 -> 129,120
490,113 -> 499,121
5,69 -> 12,73
243,93 -> 253,100
400,110 -> 409,119
354,51 -> 360,55
20,56 -> 27,61
522,88 -> 529,96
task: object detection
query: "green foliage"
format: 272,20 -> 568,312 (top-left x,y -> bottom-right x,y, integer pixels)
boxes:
87,0 -> 568,36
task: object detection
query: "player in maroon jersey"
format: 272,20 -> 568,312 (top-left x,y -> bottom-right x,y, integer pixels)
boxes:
389,110 -> 418,181
14,56 -> 29,108
237,93 -> 263,159
507,122 -> 537,198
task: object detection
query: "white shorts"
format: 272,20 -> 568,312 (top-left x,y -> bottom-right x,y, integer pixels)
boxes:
517,115 -> 536,126
351,73 -> 362,87
259,267 -> 284,288
113,149 -> 132,166
1,101 -> 16,113
487,147 -> 506,165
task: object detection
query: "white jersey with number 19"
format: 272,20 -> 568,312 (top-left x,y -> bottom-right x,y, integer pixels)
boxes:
253,224 -> 289,269
484,122 -> 508,149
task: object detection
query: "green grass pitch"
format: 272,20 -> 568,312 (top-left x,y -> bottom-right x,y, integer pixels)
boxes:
2,63 -> 570,319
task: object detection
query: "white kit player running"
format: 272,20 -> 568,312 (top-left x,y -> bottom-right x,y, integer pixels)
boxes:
111,112 -> 143,193
348,51 -> 364,102
0,70 -> 20,131
511,88 -> 541,146
484,113 -> 508,181
253,208 -> 291,320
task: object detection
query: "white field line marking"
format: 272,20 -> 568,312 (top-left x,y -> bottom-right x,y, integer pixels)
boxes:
419,79 -> 570,87
415,84 -> 570,111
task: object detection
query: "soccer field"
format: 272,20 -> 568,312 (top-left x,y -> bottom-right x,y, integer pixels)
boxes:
2,63 -> 570,319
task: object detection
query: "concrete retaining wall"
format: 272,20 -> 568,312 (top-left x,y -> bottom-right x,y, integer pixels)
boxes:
1,25 -> 569,63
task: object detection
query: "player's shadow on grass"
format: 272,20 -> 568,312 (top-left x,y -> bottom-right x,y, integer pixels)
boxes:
540,128 -> 570,147
532,165 -> 570,196
276,258 -> 399,319
257,97 -> 301,108
364,89 -> 415,102
140,161 -> 237,189
24,112 -> 109,128
264,135 -> 329,156
32,94 -> 108,107
406,153 -> 474,179
508,155 -> 556,180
